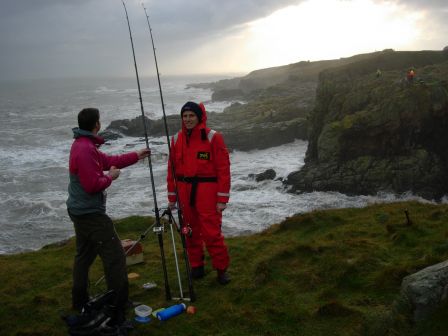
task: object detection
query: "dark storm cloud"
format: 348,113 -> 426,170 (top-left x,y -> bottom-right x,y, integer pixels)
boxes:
0,0 -> 94,18
0,0 -> 302,79
0,0 -> 158,79
143,0 -> 304,42
149,0 -> 302,28
135,0 -> 309,72
392,0 -> 448,9
389,0 -> 448,47
1,0 -> 302,42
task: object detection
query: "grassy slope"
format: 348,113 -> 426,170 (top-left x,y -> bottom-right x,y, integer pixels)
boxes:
2,201 -> 448,335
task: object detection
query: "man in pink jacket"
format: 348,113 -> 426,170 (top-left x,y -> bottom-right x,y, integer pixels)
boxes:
67,107 -> 149,325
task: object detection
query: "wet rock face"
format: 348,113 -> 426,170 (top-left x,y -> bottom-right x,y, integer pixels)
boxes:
400,259 -> 448,322
212,89 -> 245,101
285,52 -> 448,200
99,130 -> 122,141
104,80 -> 314,152
105,113 -> 308,152
106,115 -> 179,138
251,169 -> 276,182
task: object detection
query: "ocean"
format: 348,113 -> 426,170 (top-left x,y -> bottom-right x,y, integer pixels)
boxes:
0,75 -> 427,254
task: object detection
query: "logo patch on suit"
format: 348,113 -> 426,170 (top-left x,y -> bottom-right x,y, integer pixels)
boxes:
197,152 -> 210,160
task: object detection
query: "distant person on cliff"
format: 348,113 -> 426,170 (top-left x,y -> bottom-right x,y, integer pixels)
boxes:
167,101 -> 231,285
376,69 -> 382,78
66,107 -> 150,325
407,68 -> 415,83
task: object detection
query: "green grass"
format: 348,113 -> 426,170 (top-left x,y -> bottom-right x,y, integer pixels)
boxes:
2,201 -> 448,335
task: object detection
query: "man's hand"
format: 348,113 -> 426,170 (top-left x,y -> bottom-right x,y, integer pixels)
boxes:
108,166 -> 120,180
137,148 -> 150,160
217,202 -> 227,213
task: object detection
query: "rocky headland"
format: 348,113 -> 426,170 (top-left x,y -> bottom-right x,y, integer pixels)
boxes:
104,50 -> 392,150
104,48 -> 448,199
104,50 -> 405,151
285,50 -> 448,199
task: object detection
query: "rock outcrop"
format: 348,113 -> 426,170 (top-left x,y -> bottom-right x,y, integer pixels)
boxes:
285,50 -> 448,199
400,259 -> 448,322
253,169 -> 277,182
105,115 -> 179,138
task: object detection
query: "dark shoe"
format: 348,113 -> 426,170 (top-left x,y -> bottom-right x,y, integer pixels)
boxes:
217,269 -> 231,285
191,265 -> 205,279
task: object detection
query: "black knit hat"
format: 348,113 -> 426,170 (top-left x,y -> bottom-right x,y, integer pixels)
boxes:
181,101 -> 203,123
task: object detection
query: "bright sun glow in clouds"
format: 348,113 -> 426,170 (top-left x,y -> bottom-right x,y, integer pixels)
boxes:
167,0 -> 426,75
242,0 -> 424,70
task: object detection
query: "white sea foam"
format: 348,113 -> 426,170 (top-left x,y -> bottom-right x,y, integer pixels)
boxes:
94,86 -> 117,93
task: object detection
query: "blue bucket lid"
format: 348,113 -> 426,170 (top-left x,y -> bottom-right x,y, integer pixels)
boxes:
135,316 -> 151,323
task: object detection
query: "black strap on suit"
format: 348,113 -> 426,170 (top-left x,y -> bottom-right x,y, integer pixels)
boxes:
176,175 -> 218,206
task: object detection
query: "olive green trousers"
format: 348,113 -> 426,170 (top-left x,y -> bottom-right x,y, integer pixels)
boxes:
69,212 -> 128,320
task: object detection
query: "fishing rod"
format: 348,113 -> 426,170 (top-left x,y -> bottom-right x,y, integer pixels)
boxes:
142,2 -> 196,302
120,0 -> 171,301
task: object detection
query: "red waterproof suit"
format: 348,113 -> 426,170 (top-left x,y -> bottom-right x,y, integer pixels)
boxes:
167,105 -> 230,271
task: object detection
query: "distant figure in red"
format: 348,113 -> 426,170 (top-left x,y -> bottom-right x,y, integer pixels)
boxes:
407,68 -> 415,83
167,101 -> 231,285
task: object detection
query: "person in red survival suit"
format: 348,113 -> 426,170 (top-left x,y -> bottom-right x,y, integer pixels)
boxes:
167,101 -> 231,285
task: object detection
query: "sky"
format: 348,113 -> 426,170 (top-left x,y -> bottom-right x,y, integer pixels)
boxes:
0,0 -> 447,80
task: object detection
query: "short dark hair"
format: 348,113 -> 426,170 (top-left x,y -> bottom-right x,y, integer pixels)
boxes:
78,108 -> 100,131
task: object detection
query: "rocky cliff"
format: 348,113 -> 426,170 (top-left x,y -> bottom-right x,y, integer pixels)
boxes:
103,90 -> 311,151
105,50 -> 408,151
187,51 -> 398,102
285,50 -> 448,199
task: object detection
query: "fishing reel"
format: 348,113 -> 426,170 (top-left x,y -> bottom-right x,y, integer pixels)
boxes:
181,225 -> 193,238
153,225 -> 165,234
161,206 -> 192,237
